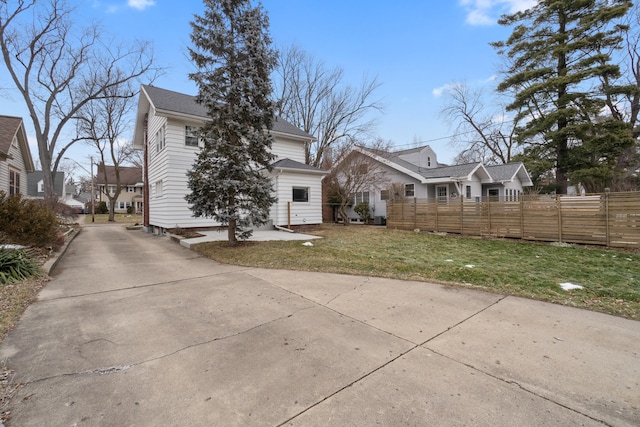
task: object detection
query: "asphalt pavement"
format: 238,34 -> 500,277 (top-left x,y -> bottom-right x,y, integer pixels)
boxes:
0,222 -> 638,426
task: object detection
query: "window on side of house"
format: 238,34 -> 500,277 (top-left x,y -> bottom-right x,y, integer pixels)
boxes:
380,189 -> 389,201
185,126 -> 199,147
404,183 -> 415,197
156,126 -> 165,153
427,156 -> 431,167
9,169 -> 20,195
466,185 -> 471,199
353,191 -> 370,205
436,185 -> 448,202
155,180 -> 163,198
292,186 -> 308,202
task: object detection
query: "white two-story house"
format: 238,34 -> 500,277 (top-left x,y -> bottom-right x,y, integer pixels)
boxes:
132,85 -> 326,233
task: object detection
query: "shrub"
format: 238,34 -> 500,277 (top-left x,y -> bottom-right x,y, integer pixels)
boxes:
126,206 -> 133,214
96,201 -> 108,214
354,202 -> 371,223
0,248 -> 41,285
0,192 -> 60,249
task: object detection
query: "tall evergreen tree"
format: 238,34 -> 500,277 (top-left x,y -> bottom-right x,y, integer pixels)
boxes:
492,0 -> 633,194
186,0 -> 277,245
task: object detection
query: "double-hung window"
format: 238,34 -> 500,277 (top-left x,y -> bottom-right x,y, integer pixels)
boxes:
9,169 -> 20,195
185,126 -> 199,147
404,183 -> 415,198
353,191 -> 370,205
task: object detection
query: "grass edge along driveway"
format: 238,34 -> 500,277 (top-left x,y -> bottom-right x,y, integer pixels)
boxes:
193,224 -> 640,321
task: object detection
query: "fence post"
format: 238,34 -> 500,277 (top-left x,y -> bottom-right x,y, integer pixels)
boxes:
414,197 -> 417,230
434,198 -> 439,232
520,195 -> 524,240
557,195 -> 563,243
460,196 -> 464,235
605,191 -> 610,247
487,196 -> 491,235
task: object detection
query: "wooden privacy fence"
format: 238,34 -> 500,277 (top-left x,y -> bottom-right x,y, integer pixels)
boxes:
386,192 -> 640,248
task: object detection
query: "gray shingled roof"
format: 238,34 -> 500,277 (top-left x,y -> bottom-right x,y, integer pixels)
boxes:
142,85 -> 314,140
27,171 -> 65,197
358,146 -> 531,183
0,115 -> 22,157
271,158 -> 326,173
485,163 -> 525,181
95,164 -> 143,185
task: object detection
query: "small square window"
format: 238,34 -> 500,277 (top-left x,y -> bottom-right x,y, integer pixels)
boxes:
380,189 -> 389,201
292,187 -> 308,202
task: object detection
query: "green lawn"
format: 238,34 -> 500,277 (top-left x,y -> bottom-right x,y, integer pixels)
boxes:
193,224 -> 640,320
85,213 -> 143,224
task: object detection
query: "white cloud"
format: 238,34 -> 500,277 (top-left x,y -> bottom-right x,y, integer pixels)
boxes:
459,0 -> 537,26
432,82 -> 460,98
128,0 -> 155,11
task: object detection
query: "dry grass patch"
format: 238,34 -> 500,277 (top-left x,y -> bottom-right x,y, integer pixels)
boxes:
193,224 -> 640,320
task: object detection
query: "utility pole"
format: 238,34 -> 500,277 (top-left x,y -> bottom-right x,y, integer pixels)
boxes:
90,156 -> 95,223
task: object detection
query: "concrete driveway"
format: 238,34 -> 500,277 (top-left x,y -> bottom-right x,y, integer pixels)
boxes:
1,224 -> 638,426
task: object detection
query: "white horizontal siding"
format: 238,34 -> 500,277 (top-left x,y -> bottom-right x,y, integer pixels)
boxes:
271,172 -> 323,226
1,135 -> 28,194
145,112 -> 314,229
270,136 -> 306,163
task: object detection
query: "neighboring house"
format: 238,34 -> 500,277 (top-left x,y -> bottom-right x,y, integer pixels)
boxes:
95,164 -> 144,214
330,145 -> 533,223
0,115 -> 34,196
132,85 -> 326,232
27,171 -> 65,198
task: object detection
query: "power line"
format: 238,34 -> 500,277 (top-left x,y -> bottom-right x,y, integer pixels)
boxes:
390,130 -> 477,149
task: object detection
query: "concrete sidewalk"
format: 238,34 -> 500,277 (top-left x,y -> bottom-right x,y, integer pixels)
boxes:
1,224 -> 638,426
179,229 -> 322,248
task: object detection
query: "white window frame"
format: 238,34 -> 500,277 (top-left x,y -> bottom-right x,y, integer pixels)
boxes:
380,189 -> 389,201
9,168 -> 20,195
404,183 -> 415,198
155,180 -> 163,198
185,125 -> 199,147
353,191 -> 370,205
465,185 -> 471,199
436,185 -> 448,203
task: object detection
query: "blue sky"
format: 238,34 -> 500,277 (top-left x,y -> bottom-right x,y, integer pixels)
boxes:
1,0 -> 536,171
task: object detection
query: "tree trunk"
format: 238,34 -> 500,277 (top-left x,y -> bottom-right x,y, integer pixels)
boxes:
228,217 -> 238,245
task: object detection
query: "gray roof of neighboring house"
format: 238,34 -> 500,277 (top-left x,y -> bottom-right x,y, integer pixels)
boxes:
0,115 -> 34,170
271,158 -> 326,173
0,115 -> 22,157
485,163 -> 524,181
359,146 -> 530,184
141,85 -> 315,140
27,171 -> 65,197
95,164 -> 143,186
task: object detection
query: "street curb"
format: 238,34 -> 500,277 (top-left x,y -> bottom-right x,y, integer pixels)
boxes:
42,226 -> 82,276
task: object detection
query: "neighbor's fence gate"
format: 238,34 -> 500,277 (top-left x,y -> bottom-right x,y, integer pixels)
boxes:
386,192 -> 640,248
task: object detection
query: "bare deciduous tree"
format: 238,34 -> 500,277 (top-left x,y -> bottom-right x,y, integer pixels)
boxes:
274,44 -> 383,168
74,83 -> 140,221
325,139 -> 391,225
440,82 -> 520,165
0,0 -> 156,200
